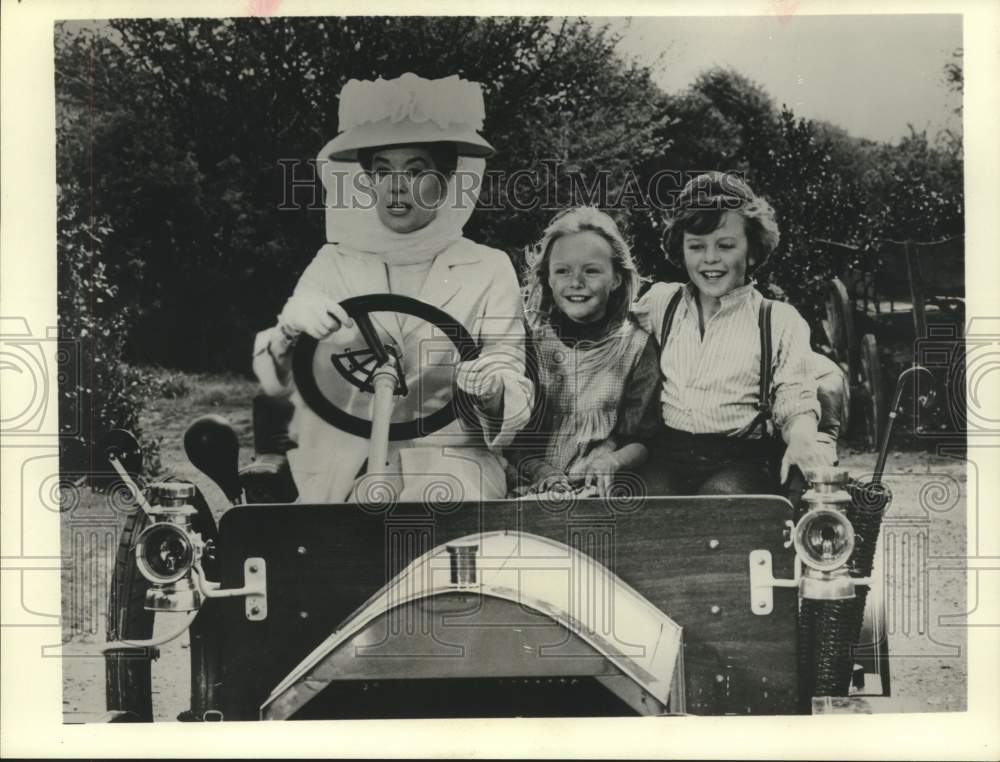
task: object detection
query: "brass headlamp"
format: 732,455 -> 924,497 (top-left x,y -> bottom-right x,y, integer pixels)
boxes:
135,482 -> 206,611
794,467 -> 859,600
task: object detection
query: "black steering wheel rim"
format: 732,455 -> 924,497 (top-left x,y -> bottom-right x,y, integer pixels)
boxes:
292,293 -> 480,441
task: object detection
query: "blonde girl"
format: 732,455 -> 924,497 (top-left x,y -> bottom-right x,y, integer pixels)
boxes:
511,207 -> 661,496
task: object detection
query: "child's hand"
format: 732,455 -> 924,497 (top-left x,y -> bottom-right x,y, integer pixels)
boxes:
780,432 -> 835,483
579,452 -> 623,497
531,469 -> 572,495
279,295 -> 354,341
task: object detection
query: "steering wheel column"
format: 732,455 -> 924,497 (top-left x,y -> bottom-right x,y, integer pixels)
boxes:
368,357 -> 401,475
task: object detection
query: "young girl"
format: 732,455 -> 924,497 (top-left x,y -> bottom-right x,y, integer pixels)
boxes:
633,172 -> 833,496
511,207 -> 661,496
253,73 -> 533,504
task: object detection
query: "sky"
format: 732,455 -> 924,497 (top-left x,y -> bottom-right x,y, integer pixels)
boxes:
62,14 -> 963,145
609,14 -> 963,144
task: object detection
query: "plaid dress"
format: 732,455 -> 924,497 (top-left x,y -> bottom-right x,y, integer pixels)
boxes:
513,317 -> 661,479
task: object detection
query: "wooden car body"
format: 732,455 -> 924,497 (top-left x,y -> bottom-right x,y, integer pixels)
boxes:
194,494 -> 801,719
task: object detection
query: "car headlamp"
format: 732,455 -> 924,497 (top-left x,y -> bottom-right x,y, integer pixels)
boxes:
136,522 -> 196,584
793,508 -> 855,572
793,467 -> 862,601
136,482 -> 205,611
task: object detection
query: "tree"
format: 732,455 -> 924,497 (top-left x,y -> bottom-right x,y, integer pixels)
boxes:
55,17 -> 669,372
944,47 -> 963,114
628,68 -> 786,282
750,108 -> 870,317
858,127 -> 964,243
55,20 -> 964,376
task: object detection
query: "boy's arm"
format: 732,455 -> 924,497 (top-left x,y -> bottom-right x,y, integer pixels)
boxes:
630,281 -> 679,340
772,304 -> 821,429
773,305 -> 831,481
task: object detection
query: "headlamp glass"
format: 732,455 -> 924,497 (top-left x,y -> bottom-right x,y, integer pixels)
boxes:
136,523 -> 195,584
793,508 -> 855,572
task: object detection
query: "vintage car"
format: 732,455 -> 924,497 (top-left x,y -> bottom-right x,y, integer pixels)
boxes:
99,294 -> 916,721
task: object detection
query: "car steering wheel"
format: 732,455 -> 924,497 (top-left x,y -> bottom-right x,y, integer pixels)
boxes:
291,293 -> 480,441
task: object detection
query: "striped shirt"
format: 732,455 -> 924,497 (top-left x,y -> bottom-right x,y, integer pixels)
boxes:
632,282 -> 820,437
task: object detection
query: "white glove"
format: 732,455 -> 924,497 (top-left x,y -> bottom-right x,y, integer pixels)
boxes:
456,351 -> 534,449
455,353 -> 519,399
279,295 -> 353,341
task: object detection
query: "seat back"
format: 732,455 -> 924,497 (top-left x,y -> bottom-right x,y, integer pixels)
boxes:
815,351 -> 849,444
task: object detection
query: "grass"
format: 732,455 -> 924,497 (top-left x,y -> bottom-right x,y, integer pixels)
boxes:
138,368 -> 259,477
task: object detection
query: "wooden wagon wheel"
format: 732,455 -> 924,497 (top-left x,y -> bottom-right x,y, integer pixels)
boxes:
822,277 -> 855,381
105,508 -> 155,721
105,481 -> 218,721
858,333 -> 885,451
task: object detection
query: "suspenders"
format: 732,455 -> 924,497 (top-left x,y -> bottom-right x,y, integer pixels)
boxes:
750,299 -> 775,437
658,287 -> 685,349
658,287 -> 775,437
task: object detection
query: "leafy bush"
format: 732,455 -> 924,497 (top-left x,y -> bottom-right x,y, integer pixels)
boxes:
749,108 -> 872,321
147,369 -> 193,400
57,191 -> 162,477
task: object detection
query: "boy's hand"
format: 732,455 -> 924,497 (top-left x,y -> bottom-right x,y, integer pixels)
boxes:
279,295 -> 354,341
781,432 -> 835,483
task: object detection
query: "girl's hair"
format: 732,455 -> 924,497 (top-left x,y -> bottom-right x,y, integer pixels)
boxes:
662,172 -> 780,270
523,207 -> 646,333
356,141 -> 459,176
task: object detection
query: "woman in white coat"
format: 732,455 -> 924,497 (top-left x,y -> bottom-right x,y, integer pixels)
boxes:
253,73 -> 532,505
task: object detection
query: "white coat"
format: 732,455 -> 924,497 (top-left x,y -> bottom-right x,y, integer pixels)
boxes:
253,238 -> 532,505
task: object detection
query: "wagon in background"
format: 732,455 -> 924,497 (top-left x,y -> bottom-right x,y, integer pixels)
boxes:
816,235 -> 963,449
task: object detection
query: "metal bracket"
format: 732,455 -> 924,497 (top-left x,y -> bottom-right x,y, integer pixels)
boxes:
244,559 -> 268,621
195,557 -> 267,621
107,453 -> 157,519
782,520 -> 795,549
748,550 -> 799,615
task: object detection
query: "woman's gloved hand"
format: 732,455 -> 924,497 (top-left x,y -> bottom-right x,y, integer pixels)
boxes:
279,295 -> 354,341
456,349 -> 534,449
455,353 -> 518,400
